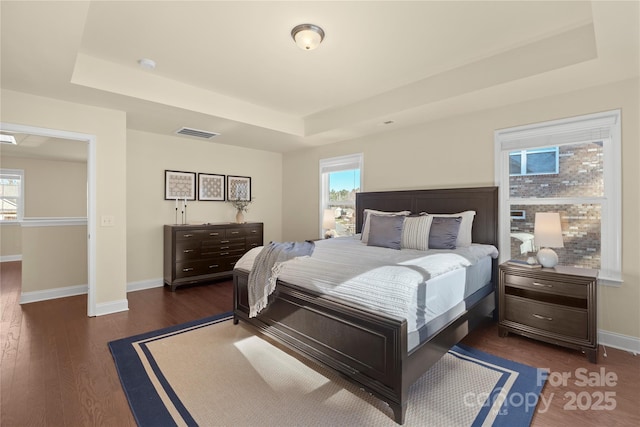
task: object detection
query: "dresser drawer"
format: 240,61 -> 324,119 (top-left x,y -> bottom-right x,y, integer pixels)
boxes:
197,259 -> 228,275
175,260 -> 204,278
203,229 -> 225,239
175,241 -> 201,261
245,227 -> 262,237
201,245 -> 246,258
246,236 -> 262,249
225,255 -> 244,270
226,227 -> 247,237
504,295 -> 588,340
202,237 -> 244,249
504,273 -> 587,299
197,256 -> 242,273
175,230 -> 204,241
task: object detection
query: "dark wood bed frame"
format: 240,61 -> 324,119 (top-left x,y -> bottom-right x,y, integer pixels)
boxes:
233,187 -> 499,424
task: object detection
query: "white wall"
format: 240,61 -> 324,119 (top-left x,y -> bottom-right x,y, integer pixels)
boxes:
282,78 -> 640,341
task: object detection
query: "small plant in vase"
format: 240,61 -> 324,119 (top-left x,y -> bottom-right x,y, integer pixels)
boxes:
227,198 -> 252,223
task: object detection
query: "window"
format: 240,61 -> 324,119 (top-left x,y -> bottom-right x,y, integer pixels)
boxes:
509,147 -> 559,176
495,110 -> 621,285
0,169 -> 24,222
319,154 -> 363,238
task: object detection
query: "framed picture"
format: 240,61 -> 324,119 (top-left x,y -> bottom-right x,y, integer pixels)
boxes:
198,173 -> 225,201
165,170 -> 196,200
227,175 -> 251,201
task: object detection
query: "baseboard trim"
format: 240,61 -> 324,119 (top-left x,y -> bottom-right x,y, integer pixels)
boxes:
95,299 -> 129,316
1,255 -> 22,263
598,329 -> 640,355
127,278 -> 164,293
20,284 -> 88,304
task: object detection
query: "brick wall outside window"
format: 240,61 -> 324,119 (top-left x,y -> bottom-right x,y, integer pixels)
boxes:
509,141 -> 603,269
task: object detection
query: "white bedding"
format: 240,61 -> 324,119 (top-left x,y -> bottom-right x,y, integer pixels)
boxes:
235,235 -> 498,336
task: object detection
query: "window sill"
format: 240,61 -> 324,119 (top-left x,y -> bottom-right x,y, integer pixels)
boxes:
597,273 -> 623,287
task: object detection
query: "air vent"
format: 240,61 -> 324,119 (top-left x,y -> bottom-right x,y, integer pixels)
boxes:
175,127 -> 220,139
0,134 -> 17,145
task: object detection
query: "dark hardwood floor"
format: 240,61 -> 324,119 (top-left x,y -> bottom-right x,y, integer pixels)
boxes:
1,260 -> 638,426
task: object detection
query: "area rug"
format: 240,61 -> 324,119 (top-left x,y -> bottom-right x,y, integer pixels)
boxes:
109,313 -> 545,426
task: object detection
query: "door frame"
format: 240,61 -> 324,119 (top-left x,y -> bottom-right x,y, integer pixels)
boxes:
0,122 -> 97,316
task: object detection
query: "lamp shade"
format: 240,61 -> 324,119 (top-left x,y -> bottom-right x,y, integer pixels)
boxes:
322,209 -> 336,229
534,212 -> 564,248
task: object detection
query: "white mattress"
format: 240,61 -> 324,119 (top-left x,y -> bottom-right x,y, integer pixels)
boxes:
236,235 -> 498,343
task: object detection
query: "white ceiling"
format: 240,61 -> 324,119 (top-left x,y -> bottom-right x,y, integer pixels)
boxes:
1,0 -> 638,156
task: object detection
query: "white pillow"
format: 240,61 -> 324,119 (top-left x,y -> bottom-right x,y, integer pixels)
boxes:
401,215 -> 432,250
361,209 -> 411,243
421,211 -> 476,247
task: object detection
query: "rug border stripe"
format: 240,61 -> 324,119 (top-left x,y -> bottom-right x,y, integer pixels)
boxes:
108,312 -> 234,426
454,343 -> 546,427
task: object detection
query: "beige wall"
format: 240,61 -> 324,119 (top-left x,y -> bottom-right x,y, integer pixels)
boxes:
0,157 -> 87,289
1,89 -> 127,309
0,224 -> 21,258
21,225 -> 87,292
0,156 -> 87,217
282,78 -> 640,340
126,129 -> 283,284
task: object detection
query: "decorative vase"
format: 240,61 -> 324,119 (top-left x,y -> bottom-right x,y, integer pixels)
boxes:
235,210 -> 245,224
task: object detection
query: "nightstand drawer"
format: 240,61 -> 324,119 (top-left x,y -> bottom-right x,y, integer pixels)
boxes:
504,273 -> 587,299
504,295 -> 588,340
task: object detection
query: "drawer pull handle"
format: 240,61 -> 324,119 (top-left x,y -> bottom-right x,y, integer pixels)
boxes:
209,232 -> 219,236
209,264 -> 219,269
220,240 -> 230,244
230,262 -> 237,266
250,243 -> 258,247
183,234 -> 193,238
532,314 -> 553,321
220,246 -> 230,249
532,282 -> 553,288
220,252 -> 229,256
251,230 -> 257,234
183,249 -> 194,253
182,268 -> 194,272
231,231 -> 240,235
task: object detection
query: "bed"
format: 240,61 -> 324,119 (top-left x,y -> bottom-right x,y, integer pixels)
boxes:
233,187 -> 499,424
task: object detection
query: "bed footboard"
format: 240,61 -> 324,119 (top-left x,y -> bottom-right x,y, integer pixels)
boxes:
233,268 -> 409,422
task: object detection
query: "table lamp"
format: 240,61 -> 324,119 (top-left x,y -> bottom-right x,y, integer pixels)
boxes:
322,209 -> 336,239
534,212 -> 564,268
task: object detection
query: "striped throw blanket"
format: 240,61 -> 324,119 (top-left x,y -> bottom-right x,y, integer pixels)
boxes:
248,241 -> 315,317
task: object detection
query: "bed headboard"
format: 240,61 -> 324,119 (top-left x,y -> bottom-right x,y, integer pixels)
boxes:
355,186 -> 499,247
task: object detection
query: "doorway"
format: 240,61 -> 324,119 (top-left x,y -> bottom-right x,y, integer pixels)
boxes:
0,122 -> 96,316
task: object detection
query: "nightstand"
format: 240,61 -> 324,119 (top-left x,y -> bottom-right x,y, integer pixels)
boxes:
498,263 -> 598,363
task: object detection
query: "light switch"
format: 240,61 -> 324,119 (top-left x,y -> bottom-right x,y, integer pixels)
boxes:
101,215 -> 115,227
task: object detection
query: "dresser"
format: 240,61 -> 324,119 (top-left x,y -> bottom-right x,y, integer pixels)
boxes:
498,264 -> 598,363
164,223 -> 263,291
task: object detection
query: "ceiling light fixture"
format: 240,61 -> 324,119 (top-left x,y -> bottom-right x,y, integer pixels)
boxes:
291,24 -> 325,50
138,58 -> 156,70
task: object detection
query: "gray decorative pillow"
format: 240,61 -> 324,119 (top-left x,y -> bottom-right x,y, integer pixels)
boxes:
429,216 -> 461,249
361,209 -> 411,243
367,214 -> 404,250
